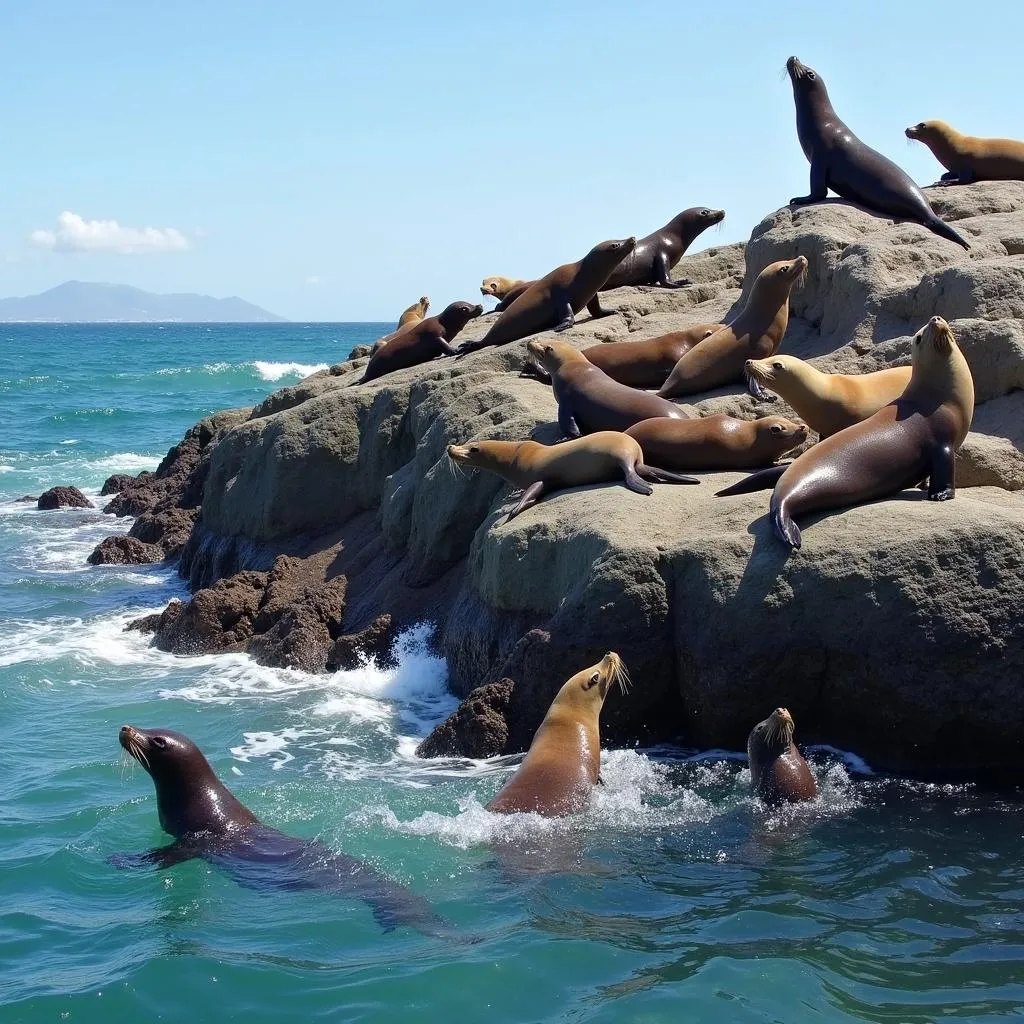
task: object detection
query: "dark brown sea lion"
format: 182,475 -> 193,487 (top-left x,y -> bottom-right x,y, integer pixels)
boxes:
448,433 -> 697,520
487,653 -> 629,816
625,415 -> 807,470
480,276 -> 534,313
458,238 -> 636,355
527,338 -> 688,437
906,120 -> 1024,186
658,257 -> 807,400
357,301 -> 483,384
716,316 -> 975,548
747,708 -> 818,805
786,57 -> 969,249
113,726 -> 454,936
601,207 -> 725,289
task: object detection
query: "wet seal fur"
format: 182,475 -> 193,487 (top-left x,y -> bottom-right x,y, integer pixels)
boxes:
357,301 -> 482,384
527,338 -> 689,437
458,238 -> 636,355
745,354 -> 911,438
747,708 -> 818,805
786,57 -> 969,250
114,726 -> 455,937
906,119 -> 1024,187
717,316 -> 975,549
658,257 -> 807,400
447,433 -> 697,521
486,653 -> 629,816
601,207 -> 725,290
481,276 -> 533,313
625,415 -> 807,471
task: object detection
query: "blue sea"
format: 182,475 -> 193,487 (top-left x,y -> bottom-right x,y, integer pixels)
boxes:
2,324 -> 1023,1023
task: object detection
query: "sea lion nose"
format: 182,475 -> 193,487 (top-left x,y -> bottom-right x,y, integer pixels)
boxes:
930,316 -> 941,326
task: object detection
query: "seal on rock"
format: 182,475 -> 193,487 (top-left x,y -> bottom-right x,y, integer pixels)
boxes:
398,295 -> 430,328
113,725 -> 453,936
625,415 -> 807,471
716,316 -> 975,548
486,652 -> 629,816
745,354 -> 912,438
458,238 -> 636,355
786,57 -> 969,250
601,207 -> 725,290
747,707 -> 818,805
527,338 -> 689,437
481,276 -> 534,313
447,433 -> 697,521
906,120 -> 1024,187
658,257 -> 807,400
357,301 -> 483,384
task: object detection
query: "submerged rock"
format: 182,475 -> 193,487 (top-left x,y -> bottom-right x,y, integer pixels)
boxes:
416,679 -> 514,759
37,486 -> 92,510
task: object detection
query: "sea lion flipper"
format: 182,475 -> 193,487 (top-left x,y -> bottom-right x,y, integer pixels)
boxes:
518,363 -> 552,384
108,841 -> 197,871
437,338 -> 458,356
557,403 -> 581,440
653,251 -> 689,289
553,295 -> 576,334
715,465 -> 788,497
508,481 -> 546,520
637,463 -> 700,486
927,442 -> 956,501
771,504 -> 803,549
747,375 -> 777,401
623,466 -> 654,496
586,295 -> 617,320
791,157 -> 828,206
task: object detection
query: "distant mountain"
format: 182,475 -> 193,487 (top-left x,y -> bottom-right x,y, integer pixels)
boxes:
0,281 -> 286,323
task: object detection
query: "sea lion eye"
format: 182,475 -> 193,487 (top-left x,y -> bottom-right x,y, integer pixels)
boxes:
469,445 -> 479,453
770,424 -> 782,434
772,361 -> 783,369
152,736 -> 167,749
702,209 -> 710,216
807,71 -> 816,81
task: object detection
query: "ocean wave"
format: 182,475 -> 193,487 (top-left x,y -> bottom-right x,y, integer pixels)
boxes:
252,361 -> 329,381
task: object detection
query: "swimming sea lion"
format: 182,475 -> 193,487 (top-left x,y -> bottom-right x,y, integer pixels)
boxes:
487,652 -> 629,816
398,295 -> 430,328
745,355 -> 912,438
716,316 -> 975,548
747,707 -> 818,805
601,207 -> 725,290
458,238 -> 636,356
658,257 -> 808,400
357,301 -> 483,384
481,276 -> 534,313
786,57 -> 970,250
906,119 -> 1024,186
625,415 -> 807,471
448,433 -> 697,520
527,338 -> 689,437
113,726 -> 452,936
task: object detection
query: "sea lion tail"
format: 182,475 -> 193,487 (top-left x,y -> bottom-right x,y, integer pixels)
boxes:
927,216 -> 970,250
715,465 -> 787,497
770,502 -> 802,549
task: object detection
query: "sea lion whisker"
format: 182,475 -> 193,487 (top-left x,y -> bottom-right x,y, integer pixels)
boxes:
614,662 -> 631,695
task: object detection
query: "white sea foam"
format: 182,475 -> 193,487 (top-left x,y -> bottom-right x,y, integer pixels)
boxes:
0,465 -> 14,473
86,453 -> 160,473
231,729 -> 319,769
252,361 -> 329,382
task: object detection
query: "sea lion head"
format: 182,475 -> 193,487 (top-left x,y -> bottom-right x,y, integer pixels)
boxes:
671,207 -> 726,232
915,315 -> 956,358
588,237 -> 637,265
786,56 -> 824,96
753,256 -> 808,299
905,120 -> 951,143
745,353 -> 805,389
447,439 -> 515,474
747,707 -> 796,762
526,338 -> 581,373
755,415 -> 808,453
481,277 -> 511,298
439,301 -> 484,329
418,295 -> 430,311
556,652 -> 630,715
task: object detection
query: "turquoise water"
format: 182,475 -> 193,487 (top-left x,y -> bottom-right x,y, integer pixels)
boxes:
2,325 -> 1023,1023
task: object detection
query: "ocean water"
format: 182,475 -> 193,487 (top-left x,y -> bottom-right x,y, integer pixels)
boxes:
2,324 -> 1023,1024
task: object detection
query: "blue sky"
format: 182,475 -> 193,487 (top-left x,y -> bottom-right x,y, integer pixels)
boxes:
2,1 -> 1021,321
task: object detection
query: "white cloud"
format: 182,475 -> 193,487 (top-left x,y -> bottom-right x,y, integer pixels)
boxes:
305,275 -> 321,286
30,211 -> 189,254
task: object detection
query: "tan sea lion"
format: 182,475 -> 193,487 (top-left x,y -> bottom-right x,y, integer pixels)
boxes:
625,415 -> 807,471
356,301 -> 483,384
527,338 -> 688,437
458,238 -> 636,356
601,207 -> 725,289
486,652 -> 629,816
398,295 -> 430,328
716,316 -> 975,548
658,257 -> 808,400
747,708 -> 818,805
448,433 -> 697,520
480,276 -> 534,313
906,120 -> 1024,187
745,355 -> 912,438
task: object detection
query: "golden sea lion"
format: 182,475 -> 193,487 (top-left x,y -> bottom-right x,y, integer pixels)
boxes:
486,653 -> 629,816
398,295 -> 430,328
906,120 -> 1024,187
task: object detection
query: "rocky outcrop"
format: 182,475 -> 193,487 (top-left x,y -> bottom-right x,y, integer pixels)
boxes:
111,183 -> 1024,781
88,536 -> 161,565
100,473 -> 136,496
416,679 -> 514,759
38,486 -> 92,510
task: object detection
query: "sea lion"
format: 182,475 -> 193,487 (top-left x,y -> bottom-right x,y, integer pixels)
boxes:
398,295 -> 430,328
658,257 -> 808,400
448,433 -> 697,520
113,726 -> 452,936
487,653 -> 629,816
745,355 -> 912,438
747,708 -> 818,805
458,238 -> 636,356
481,276 -> 534,313
906,120 -> 1024,187
601,207 -> 726,290
786,57 -> 970,250
625,415 -> 807,471
357,301 -> 483,384
716,316 -> 975,549
527,338 -> 689,437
